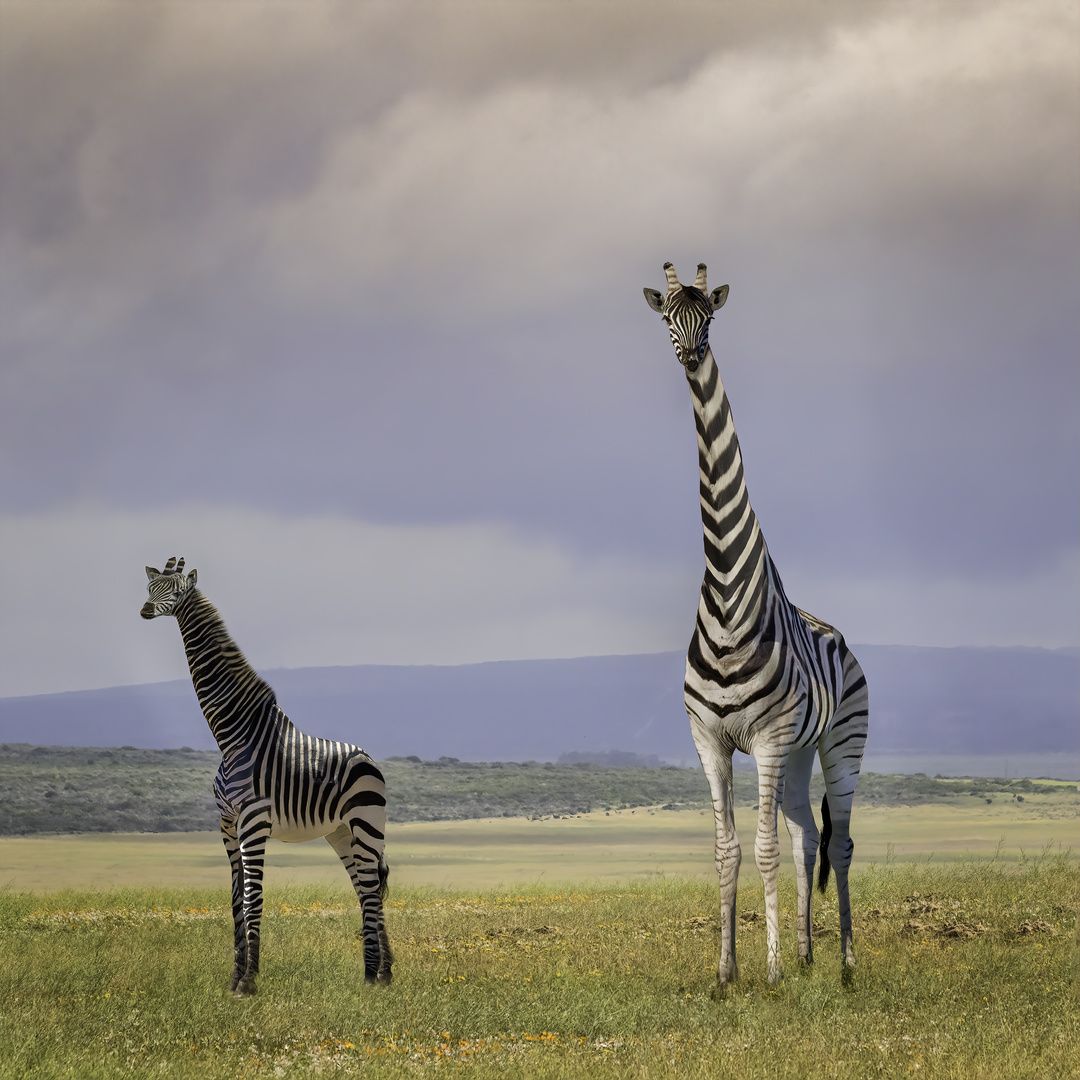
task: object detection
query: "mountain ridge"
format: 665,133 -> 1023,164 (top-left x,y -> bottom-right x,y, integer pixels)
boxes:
1,646 -> 1075,778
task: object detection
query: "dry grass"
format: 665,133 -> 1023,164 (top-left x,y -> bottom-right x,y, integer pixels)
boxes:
1,793 -> 1075,893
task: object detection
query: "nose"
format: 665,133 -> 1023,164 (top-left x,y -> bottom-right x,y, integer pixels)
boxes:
140,602 -> 156,619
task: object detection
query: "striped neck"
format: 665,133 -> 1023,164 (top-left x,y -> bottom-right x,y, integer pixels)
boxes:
173,590 -> 277,753
688,347 -> 772,633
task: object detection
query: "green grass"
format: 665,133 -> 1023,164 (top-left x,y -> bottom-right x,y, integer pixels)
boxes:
1,855 -> 1075,1079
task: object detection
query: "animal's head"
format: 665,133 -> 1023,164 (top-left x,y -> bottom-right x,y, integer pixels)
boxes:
643,262 -> 729,373
141,557 -> 198,619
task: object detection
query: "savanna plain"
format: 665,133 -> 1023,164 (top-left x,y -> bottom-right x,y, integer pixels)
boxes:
0,758 -> 1076,1079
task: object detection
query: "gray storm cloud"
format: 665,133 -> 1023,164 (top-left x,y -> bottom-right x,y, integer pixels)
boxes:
1,0 -> 1076,694
4,2 -> 1073,324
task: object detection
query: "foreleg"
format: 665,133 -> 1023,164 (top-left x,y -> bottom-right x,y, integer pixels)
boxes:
220,819 -> 247,993
691,713 -> 740,985
753,747 -> 788,986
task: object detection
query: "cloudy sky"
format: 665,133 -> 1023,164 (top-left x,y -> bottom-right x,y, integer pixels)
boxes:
1,0 -> 1077,698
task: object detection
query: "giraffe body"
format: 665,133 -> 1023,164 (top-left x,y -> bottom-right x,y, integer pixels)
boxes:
645,264 -> 868,986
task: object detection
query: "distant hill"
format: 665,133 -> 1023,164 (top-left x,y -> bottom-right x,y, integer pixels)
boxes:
0,646 -> 1075,777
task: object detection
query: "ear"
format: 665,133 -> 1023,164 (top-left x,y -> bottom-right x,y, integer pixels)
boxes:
146,566 -> 160,580
643,287 -> 665,313
710,284 -> 729,311
187,569 -> 198,586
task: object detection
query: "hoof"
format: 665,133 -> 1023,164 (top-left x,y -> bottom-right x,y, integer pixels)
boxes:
232,978 -> 257,998
716,960 -> 738,986
713,975 -> 738,999
841,963 -> 855,991
365,969 -> 393,987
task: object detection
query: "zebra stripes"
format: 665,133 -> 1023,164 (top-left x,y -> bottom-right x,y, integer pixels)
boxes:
142,557 -> 392,996
644,263 -> 869,987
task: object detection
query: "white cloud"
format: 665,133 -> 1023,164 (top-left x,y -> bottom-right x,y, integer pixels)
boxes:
261,0 -> 1076,318
4,0 -> 1073,342
0,505 -> 699,697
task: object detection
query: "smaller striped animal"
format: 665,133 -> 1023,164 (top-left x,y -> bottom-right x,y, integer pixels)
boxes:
142,557 -> 392,996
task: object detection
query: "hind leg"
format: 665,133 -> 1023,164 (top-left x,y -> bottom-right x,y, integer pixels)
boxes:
819,774 -> 856,975
818,658 -> 869,979
781,745 -> 819,966
327,824 -> 392,985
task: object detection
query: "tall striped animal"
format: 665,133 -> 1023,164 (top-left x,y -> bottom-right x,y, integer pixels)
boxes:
141,557 -> 392,996
644,263 -> 868,987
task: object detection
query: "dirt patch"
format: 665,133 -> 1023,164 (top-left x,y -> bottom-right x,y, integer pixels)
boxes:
685,916 -> 715,932
1012,919 -> 1058,937
902,918 -> 990,938
485,924 -> 561,938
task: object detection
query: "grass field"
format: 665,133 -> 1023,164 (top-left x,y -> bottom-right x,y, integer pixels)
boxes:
1,793 -> 1075,892
1,802 -> 1077,1078
1,860 -> 1075,1079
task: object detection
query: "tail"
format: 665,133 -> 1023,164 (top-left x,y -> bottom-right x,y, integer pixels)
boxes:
378,855 -> 390,901
817,793 -> 832,893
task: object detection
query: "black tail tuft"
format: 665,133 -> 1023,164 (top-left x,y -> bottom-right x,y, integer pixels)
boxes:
378,856 -> 390,901
817,794 -> 832,894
